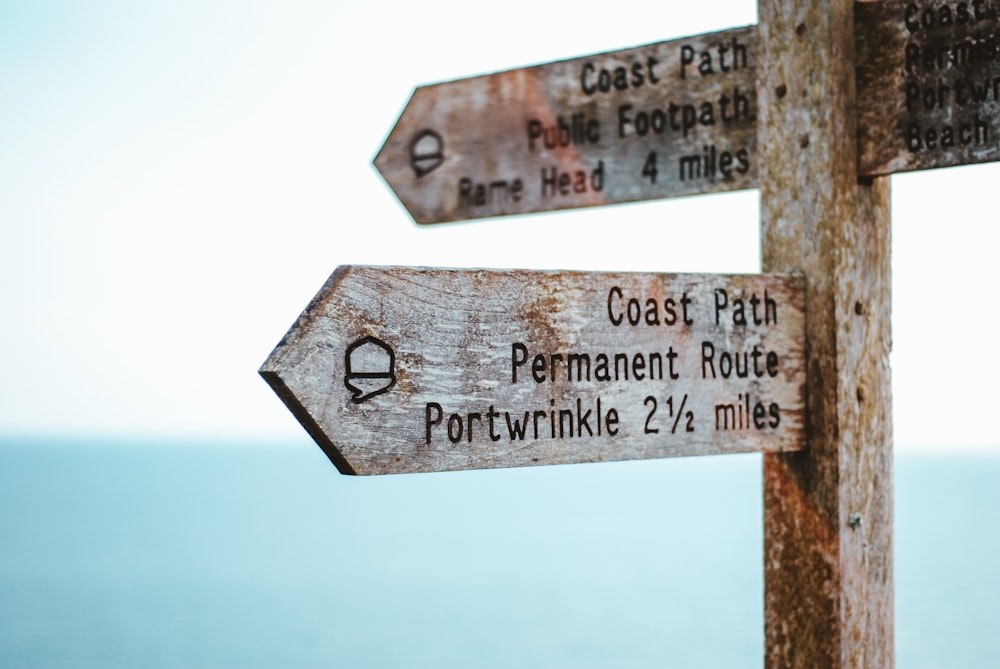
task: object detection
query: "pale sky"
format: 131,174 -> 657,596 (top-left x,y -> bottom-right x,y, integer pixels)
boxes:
1,1 -> 998,452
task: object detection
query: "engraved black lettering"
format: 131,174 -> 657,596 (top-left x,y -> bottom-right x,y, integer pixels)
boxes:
702,342 -> 780,379
906,116 -> 988,152
467,412 -> 482,443
608,286 -> 624,326
512,342 -> 528,382
580,61 -> 597,95
715,403 -> 735,430
680,45 -> 695,79
613,66 -> 628,91
627,297 -> 641,325
714,289 -> 728,325
447,413 -> 463,443
768,351 -> 780,378
699,50 -> 714,76
459,176 -> 523,209
595,354 -> 610,381
666,347 -> 680,380
644,298 -> 660,326
679,144 -> 751,181
581,57 -> 662,95
425,403 -> 442,445
558,406 -> 574,438
632,353 -> 646,380
663,297 -> 677,325
533,410 -> 545,440
714,395 -> 780,431
649,352 -> 664,380
540,161 -> 604,198
576,398 -> 593,437
506,412 -> 529,440
702,341 -> 717,378
566,353 -> 591,382
614,353 -> 629,381
527,114 -> 600,150
644,395 -> 659,434
532,353 -> 546,383
732,296 -> 747,325
606,406 -> 620,436
765,290 -> 778,324
488,406 -> 501,441
514,343 -> 675,385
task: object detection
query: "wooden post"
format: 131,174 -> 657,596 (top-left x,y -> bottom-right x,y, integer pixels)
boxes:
758,1 -> 894,667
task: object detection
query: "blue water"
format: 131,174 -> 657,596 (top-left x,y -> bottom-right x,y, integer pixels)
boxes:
0,439 -> 997,668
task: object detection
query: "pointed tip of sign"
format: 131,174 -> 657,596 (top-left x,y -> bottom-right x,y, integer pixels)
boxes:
370,160 -> 433,225
371,87 -> 420,180
370,141 -> 389,175
258,368 -> 359,476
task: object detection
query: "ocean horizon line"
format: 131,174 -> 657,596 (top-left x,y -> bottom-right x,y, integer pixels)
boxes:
2,431 -> 998,458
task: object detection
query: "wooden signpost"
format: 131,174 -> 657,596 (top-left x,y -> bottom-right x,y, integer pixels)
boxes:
759,2 -> 893,666
374,27 -> 758,223
263,0 -> 1000,665
261,266 -> 806,475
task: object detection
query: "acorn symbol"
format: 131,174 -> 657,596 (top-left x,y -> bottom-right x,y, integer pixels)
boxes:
409,129 -> 444,177
344,336 -> 396,403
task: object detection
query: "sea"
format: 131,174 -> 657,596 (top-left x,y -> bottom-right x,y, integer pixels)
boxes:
0,437 -> 997,669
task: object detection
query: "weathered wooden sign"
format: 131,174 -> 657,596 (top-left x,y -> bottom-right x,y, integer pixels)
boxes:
857,0 -> 1000,175
373,27 -> 758,224
260,266 -> 806,475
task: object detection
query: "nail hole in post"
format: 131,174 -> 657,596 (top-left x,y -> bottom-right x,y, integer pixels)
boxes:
776,84 -> 787,98
796,23 -> 807,36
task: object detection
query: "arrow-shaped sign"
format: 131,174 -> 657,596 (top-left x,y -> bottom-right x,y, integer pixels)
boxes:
857,0 -> 1000,175
260,266 -> 805,475
374,27 -> 758,224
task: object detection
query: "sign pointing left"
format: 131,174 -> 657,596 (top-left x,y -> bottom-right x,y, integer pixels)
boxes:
260,266 -> 806,475
374,27 -> 758,224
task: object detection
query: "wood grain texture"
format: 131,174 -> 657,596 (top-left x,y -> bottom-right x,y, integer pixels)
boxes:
260,266 -> 806,475
374,27 -> 758,223
857,0 -> 1000,175
759,0 -> 894,667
